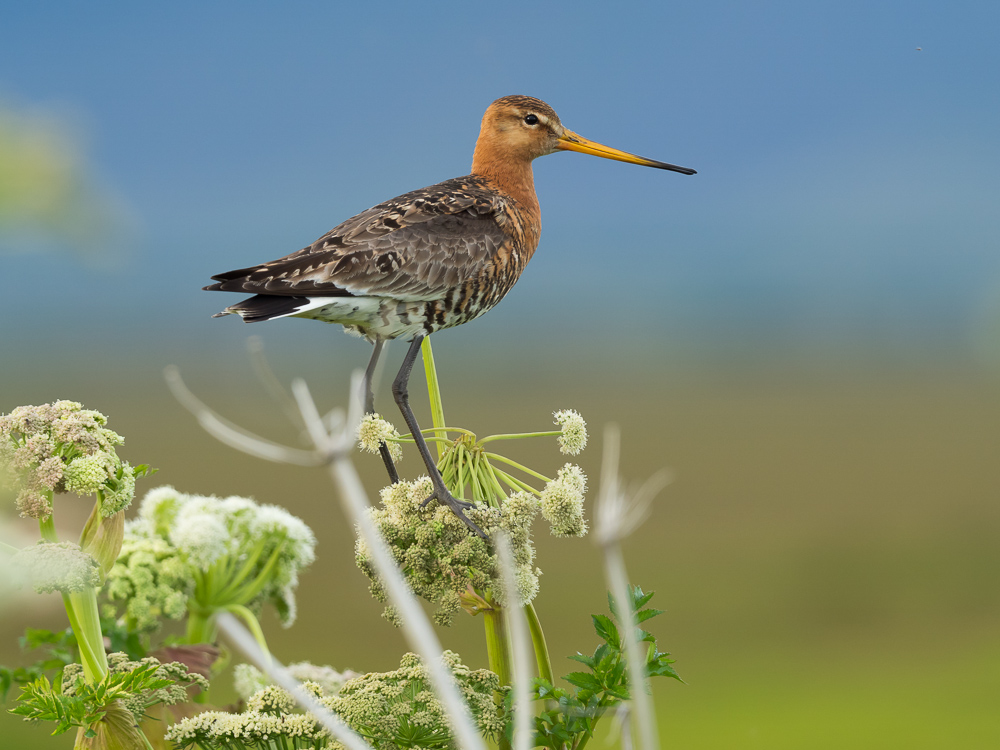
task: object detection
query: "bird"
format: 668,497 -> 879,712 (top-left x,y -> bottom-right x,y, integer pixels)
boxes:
205,95 -> 695,536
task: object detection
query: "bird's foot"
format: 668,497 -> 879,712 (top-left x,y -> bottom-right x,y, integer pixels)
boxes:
421,485 -> 485,538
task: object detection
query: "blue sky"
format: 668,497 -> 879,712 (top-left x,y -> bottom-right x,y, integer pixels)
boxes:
2,1 -> 999,371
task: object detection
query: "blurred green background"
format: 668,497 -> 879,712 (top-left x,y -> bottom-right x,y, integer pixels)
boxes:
2,2 -> 999,747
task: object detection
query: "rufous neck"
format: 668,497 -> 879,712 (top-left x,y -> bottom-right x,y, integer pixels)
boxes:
471,147 -> 540,219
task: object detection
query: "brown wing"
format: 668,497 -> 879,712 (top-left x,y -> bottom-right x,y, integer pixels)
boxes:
205,176 -> 509,301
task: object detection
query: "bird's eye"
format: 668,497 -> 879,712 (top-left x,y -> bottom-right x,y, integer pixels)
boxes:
524,114 -> 539,125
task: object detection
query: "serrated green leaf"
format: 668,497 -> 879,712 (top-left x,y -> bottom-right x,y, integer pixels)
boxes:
564,671 -> 603,692
604,685 -> 630,701
647,653 -> 683,682
635,607 -> 665,624
595,647 -> 617,677
631,585 -> 654,610
592,614 -> 620,649
593,643 -> 610,664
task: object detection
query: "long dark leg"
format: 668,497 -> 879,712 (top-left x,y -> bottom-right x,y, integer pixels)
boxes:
362,338 -> 399,484
392,335 -> 485,538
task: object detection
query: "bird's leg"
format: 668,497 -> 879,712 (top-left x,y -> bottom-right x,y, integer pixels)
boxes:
392,336 -> 485,538
363,338 -> 399,484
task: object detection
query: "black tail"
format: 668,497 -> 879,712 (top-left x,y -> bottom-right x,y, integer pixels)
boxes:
214,294 -> 310,323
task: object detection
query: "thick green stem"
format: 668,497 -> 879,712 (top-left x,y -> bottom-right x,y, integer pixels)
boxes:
484,608 -> 514,750
63,588 -> 108,683
38,513 -> 58,542
38,510 -> 108,684
421,338 -> 447,462
483,608 -> 513,688
226,604 -> 271,661
186,609 -> 218,645
525,602 -> 554,684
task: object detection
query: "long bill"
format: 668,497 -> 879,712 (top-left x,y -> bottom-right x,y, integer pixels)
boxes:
556,129 -> 696,175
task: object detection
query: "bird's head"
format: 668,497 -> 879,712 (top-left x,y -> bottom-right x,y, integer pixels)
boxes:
474,95 -> 696,175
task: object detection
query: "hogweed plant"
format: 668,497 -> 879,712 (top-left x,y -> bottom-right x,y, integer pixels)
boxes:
0,401 -> 166,749
2,338 -> 681,750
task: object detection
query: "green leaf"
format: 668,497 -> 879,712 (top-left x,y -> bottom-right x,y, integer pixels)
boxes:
647,652 -> 684,682
131,464 -> 157,479
630,585 -> 654,611
0,668 -> 12,702
567,652 -> 595,669
592,614 -> 620,649
635,607 -> 665,624
563,671 -> 603,692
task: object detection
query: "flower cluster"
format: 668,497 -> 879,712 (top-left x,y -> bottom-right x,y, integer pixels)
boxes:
325,651 -> 507,749
357,478 -> 540,625
103,486 -> 316,634
554,409 -> 588,455
0,401 -> 141,519
11,541 -> 101,594
540,463 -> 589,537
103,533 -> 190,633
358,413 -> 403,463
234,662 -> 359,701
171,651 -> 505,750
166,706 -> 323,749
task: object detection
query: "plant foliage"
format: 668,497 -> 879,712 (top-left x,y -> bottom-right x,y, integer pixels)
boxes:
527,585 -> 680,749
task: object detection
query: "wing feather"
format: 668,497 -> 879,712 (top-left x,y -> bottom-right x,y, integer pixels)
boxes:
206,176 -> 508,301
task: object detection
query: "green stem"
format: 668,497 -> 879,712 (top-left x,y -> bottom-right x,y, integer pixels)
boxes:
186,609 -> 218,645
226,604 -> 271,662
485,606 -> 515,750
455,444 -> 467,499
63,589 -> 108,683
484,453 -> 552,483
479,430 -> 561,444
483,607 -> 513,688
38,512 -> 58,542
38,509 -> 109,685
483,460 -> 509,502
525,602 -> 554,684
398,435 -> 454,444
421,338 -> 447,462
494,468 -> 541,497
418,426 -> 477,437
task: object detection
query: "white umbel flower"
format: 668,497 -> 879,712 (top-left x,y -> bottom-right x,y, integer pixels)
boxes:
553,409 -> 588,455
540,463 -> 589,537
358,413 -> 403,462
169,512 -> 230,568
12,541 -> 101,593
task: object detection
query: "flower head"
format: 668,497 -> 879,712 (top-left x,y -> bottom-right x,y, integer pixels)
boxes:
235,662 -> 359,701
322,651 -> 507,748
169,512 -> 231,568
554,409 -> 588,455
358,479 -> 539,623
103,529 -> 192,633
11,541 -> 101,594
104,486 -> 317,634
0,401 -> 144,519
358,413 -> 403,463
540,463 -> 589,537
